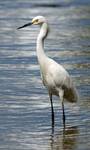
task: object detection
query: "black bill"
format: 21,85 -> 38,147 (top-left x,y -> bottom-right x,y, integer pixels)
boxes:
17,22 -> 32,29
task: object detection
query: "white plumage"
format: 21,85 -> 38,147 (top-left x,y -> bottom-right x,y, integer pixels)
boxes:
41,58 -> 77,102
18,16 -> 78,127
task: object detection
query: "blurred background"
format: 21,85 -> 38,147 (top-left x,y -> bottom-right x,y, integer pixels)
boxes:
0,0 -> 90,150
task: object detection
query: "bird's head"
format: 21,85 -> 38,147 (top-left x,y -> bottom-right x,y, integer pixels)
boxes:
17,16 -> 47,29
32,16 -> 47,25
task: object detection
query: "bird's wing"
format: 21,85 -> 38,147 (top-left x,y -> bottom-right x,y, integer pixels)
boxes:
47,59 -> 72,89
47,61 -> 78,102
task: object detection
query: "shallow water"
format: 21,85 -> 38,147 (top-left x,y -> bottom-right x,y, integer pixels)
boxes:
0,0 -> 90,150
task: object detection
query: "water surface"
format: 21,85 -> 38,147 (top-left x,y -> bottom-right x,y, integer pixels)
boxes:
0,0 -> 90,150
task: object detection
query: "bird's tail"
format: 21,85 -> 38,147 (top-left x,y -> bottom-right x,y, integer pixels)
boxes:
64,86 -> 78,103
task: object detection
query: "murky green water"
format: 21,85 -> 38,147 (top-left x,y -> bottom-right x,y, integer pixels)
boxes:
0,0 -> 90,150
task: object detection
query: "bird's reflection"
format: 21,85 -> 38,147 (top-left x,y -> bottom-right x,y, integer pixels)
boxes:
50,125 -> 78,150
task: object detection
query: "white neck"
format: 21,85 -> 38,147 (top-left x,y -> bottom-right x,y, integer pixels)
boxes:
36,23 -> 48,64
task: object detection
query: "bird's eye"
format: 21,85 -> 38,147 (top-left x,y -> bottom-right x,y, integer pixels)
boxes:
35,19 -> 38,23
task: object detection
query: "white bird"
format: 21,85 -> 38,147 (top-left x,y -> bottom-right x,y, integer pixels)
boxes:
18,16 -> 78,127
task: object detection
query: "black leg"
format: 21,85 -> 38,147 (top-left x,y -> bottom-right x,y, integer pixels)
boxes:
49,94 -> 54,127
59,90 -> 66,128
62,101 -> 65,129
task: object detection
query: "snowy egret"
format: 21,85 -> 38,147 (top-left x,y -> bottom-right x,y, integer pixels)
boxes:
18,16 -> 78,127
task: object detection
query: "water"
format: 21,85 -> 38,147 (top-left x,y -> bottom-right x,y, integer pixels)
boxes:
0,0 -> 90,150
